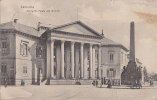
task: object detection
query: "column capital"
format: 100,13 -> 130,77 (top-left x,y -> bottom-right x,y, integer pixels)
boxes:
50,39 -> 55,43
98,44 -> 101,48
80,42 -> 84,46
61,40 -> 65,43
89,43 -> 93,47
71,41 -> 75,45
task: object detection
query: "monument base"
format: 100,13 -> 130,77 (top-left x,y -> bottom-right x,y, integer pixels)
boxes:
121,61 -> 141,85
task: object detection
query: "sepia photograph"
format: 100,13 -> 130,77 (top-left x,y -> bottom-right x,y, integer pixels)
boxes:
0,0 -> 157,100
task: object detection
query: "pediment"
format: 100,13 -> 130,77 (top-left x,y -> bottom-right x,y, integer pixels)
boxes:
52,21 -> 102,37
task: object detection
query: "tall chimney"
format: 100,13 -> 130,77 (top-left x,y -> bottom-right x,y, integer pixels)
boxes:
130,21 -> 135,62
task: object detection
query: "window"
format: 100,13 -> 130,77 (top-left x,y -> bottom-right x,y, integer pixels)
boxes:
20,41 -> 29,56
36,46 -> 45,58
107,68 -> 116,78
1,64 -> 7,73
109,53 -> 114,63
23,66 -> 27,73
2,41 -> 7,55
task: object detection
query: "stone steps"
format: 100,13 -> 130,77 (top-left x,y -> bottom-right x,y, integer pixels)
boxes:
50,79 -> 96,85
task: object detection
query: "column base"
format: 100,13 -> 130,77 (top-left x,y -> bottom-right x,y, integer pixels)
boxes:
61,77 -> 65,79
50,77 -> 56,79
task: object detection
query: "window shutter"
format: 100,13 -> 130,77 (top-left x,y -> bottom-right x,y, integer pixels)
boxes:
20,44 -> 23,55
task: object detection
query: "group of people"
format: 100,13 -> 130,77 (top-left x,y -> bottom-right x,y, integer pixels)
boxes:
92,79 -> 112,88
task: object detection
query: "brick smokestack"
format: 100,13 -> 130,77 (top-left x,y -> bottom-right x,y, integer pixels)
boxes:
130,21 -> 135,62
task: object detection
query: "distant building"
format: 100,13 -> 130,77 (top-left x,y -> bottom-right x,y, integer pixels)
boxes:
0,19 -> 128,85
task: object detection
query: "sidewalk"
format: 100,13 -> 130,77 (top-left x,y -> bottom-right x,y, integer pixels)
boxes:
0,86 -> 32,100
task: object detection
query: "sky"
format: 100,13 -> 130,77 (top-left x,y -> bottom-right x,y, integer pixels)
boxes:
1,0 -> 157,73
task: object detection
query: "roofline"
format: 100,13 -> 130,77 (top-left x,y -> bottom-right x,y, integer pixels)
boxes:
101,44 -> 129,52
0,29 -> 40,39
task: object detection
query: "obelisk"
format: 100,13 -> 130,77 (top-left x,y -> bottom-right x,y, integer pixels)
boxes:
130,21 -> 135,62
121,21 -> 138,85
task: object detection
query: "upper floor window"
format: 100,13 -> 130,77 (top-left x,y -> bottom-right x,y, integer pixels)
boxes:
109,51 -> 114,63
1,64 -> 7,73
36,45 -> 45,58
1,39 -> 9,55
2,41 -> 7,54
20,41 -> 29,56
23,66 -> 27,74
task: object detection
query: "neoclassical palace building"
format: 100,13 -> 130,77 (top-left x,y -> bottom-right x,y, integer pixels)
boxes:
0,19 -> 129,85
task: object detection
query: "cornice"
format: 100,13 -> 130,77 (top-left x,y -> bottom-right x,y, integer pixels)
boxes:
0,29 -> 40,40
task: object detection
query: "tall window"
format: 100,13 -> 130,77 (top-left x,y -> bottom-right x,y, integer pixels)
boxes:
109,51 -> 114,63
2,41 -> 7,55
23,66 -> 27,74
36,46 -> 45,58
20,41 -> 29,56
1,64 -> 7,73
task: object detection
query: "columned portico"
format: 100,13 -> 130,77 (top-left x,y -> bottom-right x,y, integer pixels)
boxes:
46,40 -> 101,81
45,21 -> 103,85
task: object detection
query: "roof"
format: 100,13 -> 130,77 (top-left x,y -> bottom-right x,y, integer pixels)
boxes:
51,21 -> 103,38
0,21 -> 40,37
101,36 -> 129,51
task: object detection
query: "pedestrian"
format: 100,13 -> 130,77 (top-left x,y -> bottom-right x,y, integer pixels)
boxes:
4,77 -> 8,88
96,80 -> 98,87
107,80 -> 112,88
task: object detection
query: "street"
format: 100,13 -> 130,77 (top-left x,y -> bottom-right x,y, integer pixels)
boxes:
1,84 -> 157,100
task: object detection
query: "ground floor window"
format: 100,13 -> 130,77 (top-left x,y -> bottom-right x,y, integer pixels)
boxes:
1,64 -> 7,73
107,68 -> 116,78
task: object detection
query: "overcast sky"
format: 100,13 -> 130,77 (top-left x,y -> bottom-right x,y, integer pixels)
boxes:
1,0 -> 157,73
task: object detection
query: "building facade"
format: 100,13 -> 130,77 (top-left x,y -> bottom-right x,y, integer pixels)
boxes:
0,20 -> 128,85
100,37 -> 129,85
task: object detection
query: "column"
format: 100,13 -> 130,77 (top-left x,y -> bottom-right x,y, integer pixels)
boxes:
98,45 -> 101,79
89,44 -> 93,79
80,42 -> 84,78
46,40 -> 51,85
71,42 -> 75,78
83,46 -> 88,79
56,44 -> 61,79
50,40 -> 55,78
92,46 -> 95,78
61,40 -> 65,79
75,45 -> 80,79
